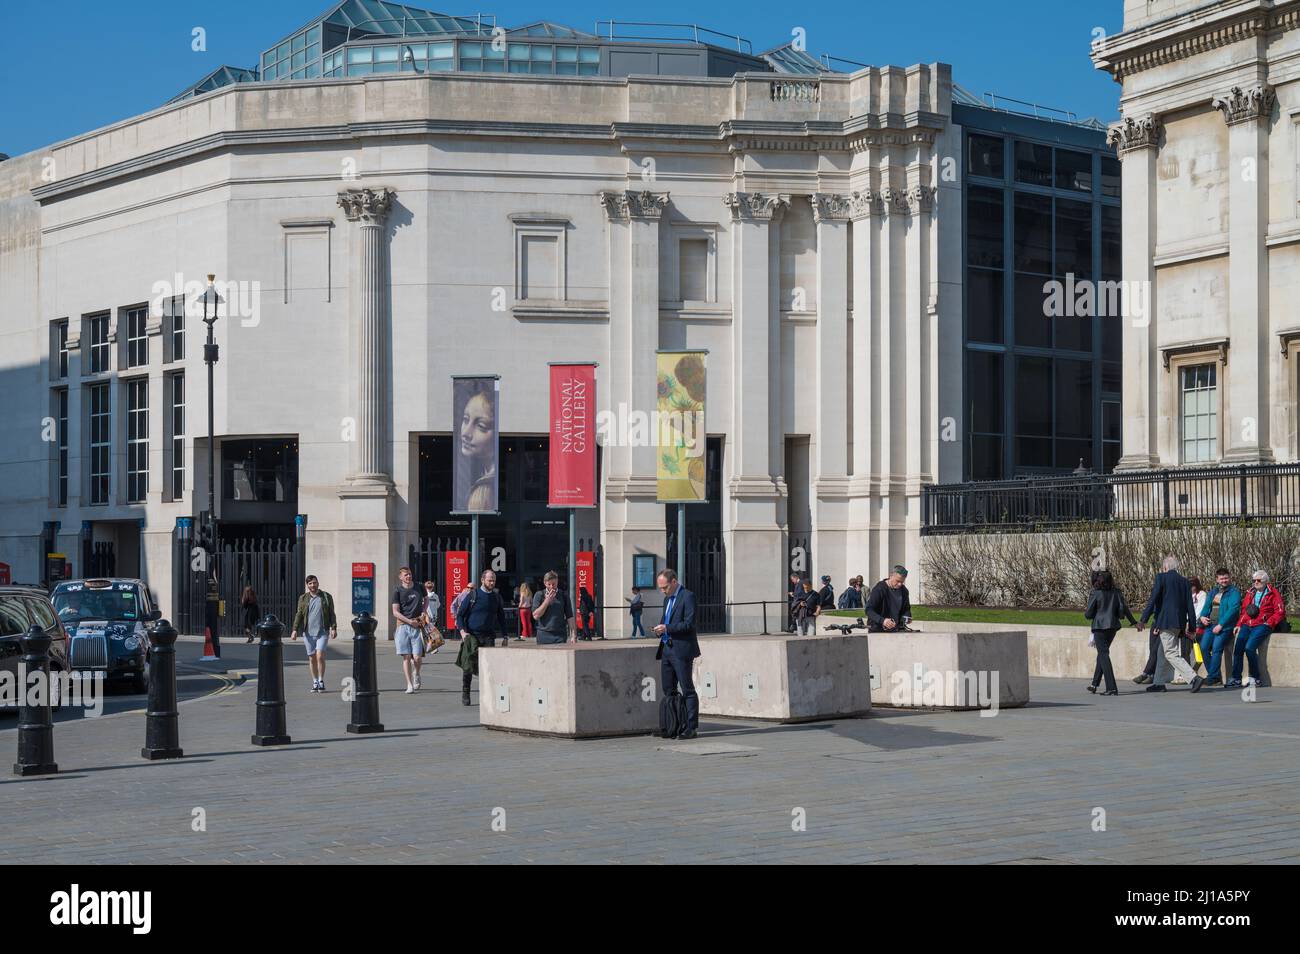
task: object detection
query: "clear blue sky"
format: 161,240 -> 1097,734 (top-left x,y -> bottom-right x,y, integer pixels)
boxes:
0,0 -> 1124,157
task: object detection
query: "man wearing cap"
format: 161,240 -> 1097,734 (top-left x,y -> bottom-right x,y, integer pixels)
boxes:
816,575 -> 835,618
865,565 -> 912,633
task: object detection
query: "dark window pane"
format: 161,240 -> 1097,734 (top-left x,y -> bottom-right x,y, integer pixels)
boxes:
1103,440 -> 1121,473
1055,198 -> 1092,280
1102,359 -> 1121,394
1014,193 -> 1052,273
1103,400 -> 1121,441
967,350 -> 1004,433
1055,358 -> 1092,438
967,186 -> 1004,269
1014,273 -> 1052,348
968,134 -> 1003,179
1101,205 -> 1121,280
1016,437 -> 1052,470
1016,356 -> 1052,437
969,435 -> 1004,481
1056,438 -> 1092,471
966,268 -> 1003,343
1055,149 -> 1092,192
1055,309 -> 1091,352
1014,141 -> 1053,187
1100,156 -> 1121,198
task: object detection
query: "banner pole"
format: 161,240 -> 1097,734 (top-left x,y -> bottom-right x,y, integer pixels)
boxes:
470,514 -> 479,583
569,509 -> 576,627
677,503 -> 686,580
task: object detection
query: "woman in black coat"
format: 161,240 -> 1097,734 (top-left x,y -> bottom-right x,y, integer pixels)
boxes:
1083,570 -> 1140,696
240,586 -> 261,643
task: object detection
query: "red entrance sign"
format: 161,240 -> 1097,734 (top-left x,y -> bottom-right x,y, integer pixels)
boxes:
445,551 -> 470,628
574,550 -> 595,630
0,562 -> 10,585
351,562 -> 374,579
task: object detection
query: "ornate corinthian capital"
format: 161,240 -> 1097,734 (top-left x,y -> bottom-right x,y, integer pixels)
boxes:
848,190 -> 877,219
722,192 -> 792,221
337,187 -> 396,224
809,193 -> 852,223
1106,115 -> 1162,155
1212,85 -> 1276,125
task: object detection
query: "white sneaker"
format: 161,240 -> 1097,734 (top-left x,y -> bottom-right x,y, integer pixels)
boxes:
414,676 -> 422,690
405,685 -> 415,694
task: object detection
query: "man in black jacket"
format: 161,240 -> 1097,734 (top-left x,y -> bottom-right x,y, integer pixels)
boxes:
653,569 -> 700,738
865,566 -> 912,633
455,569 -> 509,706
1137,555 -> 1203,693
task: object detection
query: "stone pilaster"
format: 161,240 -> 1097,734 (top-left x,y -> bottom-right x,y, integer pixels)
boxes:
1107,116 -> 1162,470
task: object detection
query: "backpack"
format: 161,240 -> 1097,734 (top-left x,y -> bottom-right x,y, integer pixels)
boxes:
451,588 -> 477,628
659,689 -> 687,739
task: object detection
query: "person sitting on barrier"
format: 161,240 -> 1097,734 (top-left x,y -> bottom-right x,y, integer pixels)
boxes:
1137,555 -> 1203,693
837,577 -> 864,610
1197,568 -> 1240,688
531,570 -> 574,645
865,566 -> 912,633
290,574 -> 337,694
653,568 -> 700,739
1227,570 -> 1285,688
1083,570 -> 1138,696
392,567 -> 427,694
455,569 -> 509,706
794,579 -> 817,636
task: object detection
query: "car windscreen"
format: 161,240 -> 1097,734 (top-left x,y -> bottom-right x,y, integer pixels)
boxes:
52,586 -> 141,624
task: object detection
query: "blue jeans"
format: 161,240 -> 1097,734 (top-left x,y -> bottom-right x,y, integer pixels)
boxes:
1199,627 -> 1233,683
630,614 -> 645,639
1231,625 -> 1271,682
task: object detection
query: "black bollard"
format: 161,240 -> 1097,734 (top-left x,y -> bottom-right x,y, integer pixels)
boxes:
346,612 -> 384,734
251,614 -> 291,746
141,619 -> 184,760
13,625 -> 58,776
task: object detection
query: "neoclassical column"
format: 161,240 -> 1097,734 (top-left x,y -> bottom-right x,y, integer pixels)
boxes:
1107,115 -> 1161,470
1215,85 -> 1275,463
846,188 -> 878,584
599,189 -> 668,636
337,187 -> 396,489
809,192 -> 852,588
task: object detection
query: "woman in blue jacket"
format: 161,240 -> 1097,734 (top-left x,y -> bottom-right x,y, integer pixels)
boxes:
1196,568 -> 1241,688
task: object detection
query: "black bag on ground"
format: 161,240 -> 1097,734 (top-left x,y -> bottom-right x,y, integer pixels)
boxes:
659,689 -> 686,739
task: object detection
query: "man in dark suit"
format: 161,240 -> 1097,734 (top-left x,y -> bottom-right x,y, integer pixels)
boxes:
1139,555 -> 1204,693
653,569 -> 700,738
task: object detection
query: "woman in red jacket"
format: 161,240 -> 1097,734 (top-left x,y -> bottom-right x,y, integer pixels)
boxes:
1227,570 -> 1285,687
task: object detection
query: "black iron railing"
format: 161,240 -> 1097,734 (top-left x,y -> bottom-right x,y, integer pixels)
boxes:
922,462 -> 1300,534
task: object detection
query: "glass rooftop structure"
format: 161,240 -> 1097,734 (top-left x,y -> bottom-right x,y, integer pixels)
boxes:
166,2 -> 850,104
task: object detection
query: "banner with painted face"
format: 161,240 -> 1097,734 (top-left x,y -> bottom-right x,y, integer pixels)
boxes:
548,363 -> 597,508
452,376 -> 500,513
655,351 -> 707,502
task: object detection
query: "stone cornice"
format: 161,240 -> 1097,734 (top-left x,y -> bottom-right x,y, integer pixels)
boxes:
1091,1 -> 1274,81
809,192 -> 852,223
1106,114 -> 1163,155
723,192 -> 791,222
1213,84 -> 1277,125
337,187 -> 396,224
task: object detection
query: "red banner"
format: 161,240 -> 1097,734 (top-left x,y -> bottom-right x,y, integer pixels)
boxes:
548,363 -> 597,508
574,550 -> 595,630
444,551 -> 469,628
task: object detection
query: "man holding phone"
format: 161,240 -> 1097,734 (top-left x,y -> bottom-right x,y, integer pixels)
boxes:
531,570 -> 574,645
865,565 -> 912,633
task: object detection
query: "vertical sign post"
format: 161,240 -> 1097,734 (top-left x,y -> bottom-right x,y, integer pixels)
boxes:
444,550 -> 469,629
351,562 -> 375,615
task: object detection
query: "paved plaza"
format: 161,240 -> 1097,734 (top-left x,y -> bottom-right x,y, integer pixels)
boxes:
3,636 -> 1298,865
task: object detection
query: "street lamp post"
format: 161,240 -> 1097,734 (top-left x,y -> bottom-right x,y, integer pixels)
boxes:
199,275 -> 222,660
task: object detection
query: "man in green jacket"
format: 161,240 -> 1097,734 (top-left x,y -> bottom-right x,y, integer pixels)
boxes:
291,575 -> 337,693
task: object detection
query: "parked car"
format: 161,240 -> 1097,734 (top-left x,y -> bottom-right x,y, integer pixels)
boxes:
50,578 -> 159,694
0,584 -> 70,711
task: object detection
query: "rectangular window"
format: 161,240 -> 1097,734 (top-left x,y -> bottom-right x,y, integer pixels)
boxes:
1100,205 -> 1121,281
89,383 -> 110,504
1013,193 -> 1052,274
967,186 -> 1004,269
966,268 -> 1003,344
88,313 -> 110,373
1055,149 -> 1092,192
1013,273 -> 1052,349
679,238 -> 709,302
968,134 -> 1004,180
1014,141 -> 1054,188
1180,363 -> 1218,463
168,295 -> 185,362
52,320 -> 69,378
55,388 -> 68,507
126,378 -> 148,503
126,305 -> 148,368
1100,156 -> 1121,198
1054,198 -> 1092,280
169,372 -> 185,501
966,350 -> 1004,480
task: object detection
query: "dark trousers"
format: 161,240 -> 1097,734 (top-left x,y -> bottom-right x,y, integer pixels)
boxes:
660,647 -> 699,732
1142,629 -> 1160,676
1090,628 -> 1118,693
461,634 -> 502,690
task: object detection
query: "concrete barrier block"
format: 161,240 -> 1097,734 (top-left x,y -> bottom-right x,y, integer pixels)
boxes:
479,641 -> 660,738
867,630 -> 1029,709
693,633 -> 872,722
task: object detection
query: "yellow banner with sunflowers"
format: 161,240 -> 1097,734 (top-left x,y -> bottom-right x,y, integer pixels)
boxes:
656,351 -> 707,502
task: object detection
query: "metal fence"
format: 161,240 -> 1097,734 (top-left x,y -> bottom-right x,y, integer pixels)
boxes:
922,462 -> 1300,534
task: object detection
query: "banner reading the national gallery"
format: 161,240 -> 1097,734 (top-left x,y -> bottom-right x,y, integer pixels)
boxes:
655,350 -> 707,502
452,375 -> 500,513
548,363 -> 597,508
